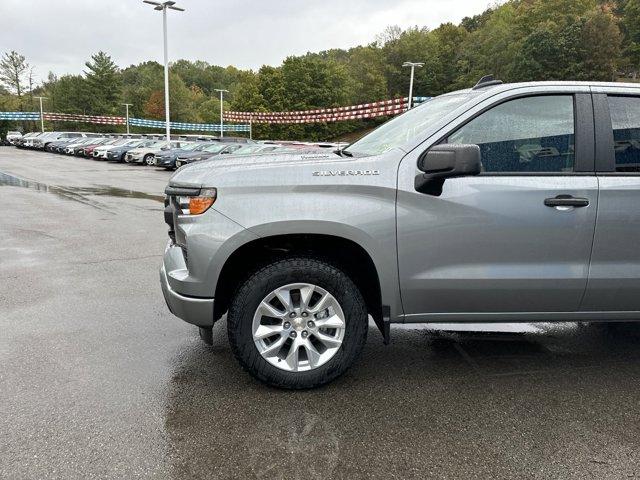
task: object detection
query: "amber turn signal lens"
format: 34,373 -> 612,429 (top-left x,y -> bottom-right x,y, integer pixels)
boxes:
188,196 -> 215,215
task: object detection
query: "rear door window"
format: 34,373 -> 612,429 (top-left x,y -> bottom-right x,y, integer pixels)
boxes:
607,96 -> 640,172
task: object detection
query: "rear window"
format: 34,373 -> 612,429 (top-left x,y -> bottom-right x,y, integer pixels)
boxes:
608,96 -> 640,172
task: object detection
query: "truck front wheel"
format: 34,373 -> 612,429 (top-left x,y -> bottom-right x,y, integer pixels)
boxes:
227,257 -> 368,389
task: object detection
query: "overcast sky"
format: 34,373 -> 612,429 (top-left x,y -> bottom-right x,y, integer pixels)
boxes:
1,0 -> 493,84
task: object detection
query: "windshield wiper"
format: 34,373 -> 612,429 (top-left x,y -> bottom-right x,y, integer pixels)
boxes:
334,148 -> 353,157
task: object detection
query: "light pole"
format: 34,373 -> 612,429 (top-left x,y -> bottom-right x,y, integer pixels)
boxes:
215,89 -> 229,138
143,1 -> 184,141
402,61 -> 424,110
122,103 -> 133,134
34,96 -> 47,132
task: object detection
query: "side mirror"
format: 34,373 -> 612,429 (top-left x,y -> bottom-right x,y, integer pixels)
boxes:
415,144 -> 481,196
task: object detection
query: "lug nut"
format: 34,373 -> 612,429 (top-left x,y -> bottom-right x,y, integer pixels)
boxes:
290,331 -> 297,338
289,312 -> 296,318
307,321 -> 315,328
301,312 -> 308,317
283,322 -> 291,329
301,330 -> 308,338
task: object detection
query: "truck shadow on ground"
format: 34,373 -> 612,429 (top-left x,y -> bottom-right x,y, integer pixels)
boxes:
163,322 -> 640,479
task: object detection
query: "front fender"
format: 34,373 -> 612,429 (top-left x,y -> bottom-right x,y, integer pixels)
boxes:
211,183 -> 402,321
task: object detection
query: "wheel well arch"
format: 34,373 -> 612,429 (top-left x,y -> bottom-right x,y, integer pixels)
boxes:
213,233 -> 383,325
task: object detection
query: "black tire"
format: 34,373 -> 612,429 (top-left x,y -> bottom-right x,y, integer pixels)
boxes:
227,257 -> 368,389
143,154 -> 153,166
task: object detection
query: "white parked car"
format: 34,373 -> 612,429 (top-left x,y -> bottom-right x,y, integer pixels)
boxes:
23,132 -> 46,148
124,140 -> 184,165
92,139 -> 138,159
6,131 -> 22,144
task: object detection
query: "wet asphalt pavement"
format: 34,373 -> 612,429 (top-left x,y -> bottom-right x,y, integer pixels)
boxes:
1,147 -> 640,479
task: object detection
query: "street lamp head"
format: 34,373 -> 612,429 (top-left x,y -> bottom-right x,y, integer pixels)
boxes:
403,62 -> 425,68
215,89 -> 229,93
143,0 -> 185,11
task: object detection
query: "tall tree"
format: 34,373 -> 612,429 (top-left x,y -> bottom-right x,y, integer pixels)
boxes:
84,51 -> 121,114
0,51 -> 29,99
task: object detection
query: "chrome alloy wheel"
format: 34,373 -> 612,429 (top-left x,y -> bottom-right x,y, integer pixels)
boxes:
252,283 -> 346,372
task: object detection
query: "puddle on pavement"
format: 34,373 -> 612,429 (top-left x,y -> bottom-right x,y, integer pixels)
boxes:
0,171 -> 164,210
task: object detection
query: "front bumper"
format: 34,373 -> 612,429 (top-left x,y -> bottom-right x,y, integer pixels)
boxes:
155,156 -> 175,167
160,247 -> 214,327
160,251 -> 213,327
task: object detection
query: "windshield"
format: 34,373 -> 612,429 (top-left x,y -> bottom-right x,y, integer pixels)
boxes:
179,142 -> 200,151
203,144 -> 227,153
345,93 -> 474,156
193,142 -> 216,151
233,145 -> 265,155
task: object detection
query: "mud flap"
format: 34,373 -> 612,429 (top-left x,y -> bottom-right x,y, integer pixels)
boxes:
199,326 -> 213,345
373,305 -> 391,345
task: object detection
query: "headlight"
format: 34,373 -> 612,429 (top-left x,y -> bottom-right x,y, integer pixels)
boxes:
177,188 -> 217,215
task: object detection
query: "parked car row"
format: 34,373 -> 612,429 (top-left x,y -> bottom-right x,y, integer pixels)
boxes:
10,130 -> 341,170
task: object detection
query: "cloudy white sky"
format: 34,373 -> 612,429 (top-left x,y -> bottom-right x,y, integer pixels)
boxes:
1,0 -> 493,84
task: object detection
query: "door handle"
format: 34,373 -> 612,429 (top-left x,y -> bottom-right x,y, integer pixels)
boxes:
544,195 -> 589,208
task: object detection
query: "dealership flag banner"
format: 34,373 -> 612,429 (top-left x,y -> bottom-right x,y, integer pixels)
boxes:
0,112 -> 41,121
0,111 -> 249,132
0,97 -> 429,129
224,97 -> 431,124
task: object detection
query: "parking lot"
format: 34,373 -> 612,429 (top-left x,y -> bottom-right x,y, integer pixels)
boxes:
2,147 -> 640,479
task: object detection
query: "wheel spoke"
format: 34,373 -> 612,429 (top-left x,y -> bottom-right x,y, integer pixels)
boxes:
314,331 -> 342,349
275,289 -> 293,313
309,291 -> 337,314
284,339 -> 300,370
254,324 -> 282,340
304,343 -> 323,368
257,300 -> 285,319
260,336 -> 287,358
314,313 -> 344,329
299,285 -> 315,311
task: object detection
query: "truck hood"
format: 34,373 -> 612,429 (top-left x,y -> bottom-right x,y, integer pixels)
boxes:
168,150 -> 388,188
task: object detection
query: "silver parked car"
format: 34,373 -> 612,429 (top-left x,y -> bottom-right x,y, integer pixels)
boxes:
161,78 -> 640,388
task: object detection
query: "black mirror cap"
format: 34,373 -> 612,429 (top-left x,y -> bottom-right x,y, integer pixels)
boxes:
415,144 -> 481,196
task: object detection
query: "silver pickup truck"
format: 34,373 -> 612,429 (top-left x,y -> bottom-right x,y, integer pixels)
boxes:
161,78 -> 640,388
